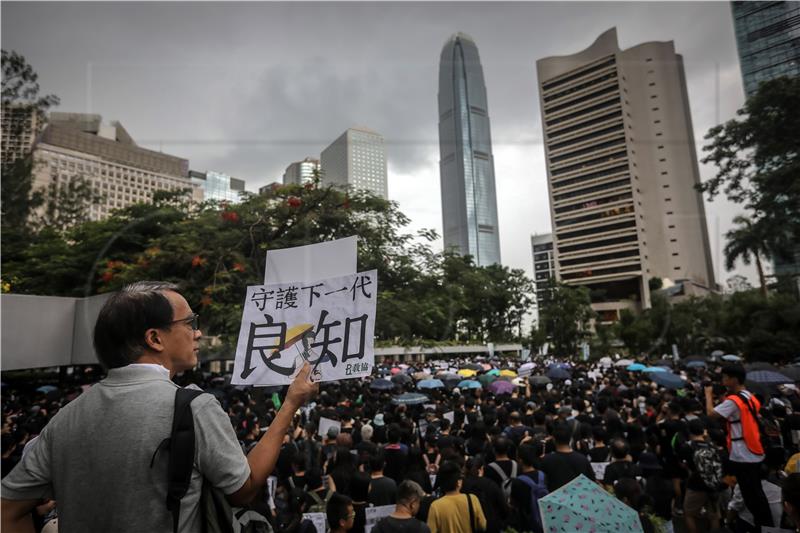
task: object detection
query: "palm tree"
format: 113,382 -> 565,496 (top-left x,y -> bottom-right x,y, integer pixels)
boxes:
724,215 -> 771,298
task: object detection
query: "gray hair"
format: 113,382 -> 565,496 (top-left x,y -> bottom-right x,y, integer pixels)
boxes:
396,480 -> 425,504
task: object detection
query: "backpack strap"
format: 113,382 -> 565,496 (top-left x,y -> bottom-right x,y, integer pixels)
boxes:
155,387 -> 205,533
488,462 -> 508,482
510,461 -> 518,478
466,493 -> 476,533
308,490 -> 324,506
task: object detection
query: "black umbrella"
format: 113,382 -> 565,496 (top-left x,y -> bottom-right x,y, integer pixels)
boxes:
651,372 -> 688,389
545,367 -> 571,380
746,370 -> 793,385
463,363 -> 483,371
370,379 -> 395,391
529,375 -> 552,386
780,366 -> 800,381
684,355 -> 708,362
746,362 -> 780,373
391,373 -> 412,385
652,359 -> 673,368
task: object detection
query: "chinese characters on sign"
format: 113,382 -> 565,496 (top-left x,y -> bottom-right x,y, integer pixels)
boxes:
232,270 -> 377,385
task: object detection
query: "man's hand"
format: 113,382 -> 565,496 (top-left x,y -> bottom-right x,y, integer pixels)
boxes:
285,363 -> 318,408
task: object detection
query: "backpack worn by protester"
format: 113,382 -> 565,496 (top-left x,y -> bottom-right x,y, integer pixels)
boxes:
488,461 -> 518,501
690,441 -> 723,491
517,470 -> 549,533
306,489 -> 333,514
154,387 -> 273,533
735,392 -> 783,454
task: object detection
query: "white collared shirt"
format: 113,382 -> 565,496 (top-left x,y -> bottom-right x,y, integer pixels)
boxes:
127,363 -> 170,378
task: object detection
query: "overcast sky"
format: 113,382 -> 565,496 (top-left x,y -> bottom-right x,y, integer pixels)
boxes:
2,1 -> 756,286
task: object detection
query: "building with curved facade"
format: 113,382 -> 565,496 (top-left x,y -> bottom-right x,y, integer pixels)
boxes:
438,33 -> 501,266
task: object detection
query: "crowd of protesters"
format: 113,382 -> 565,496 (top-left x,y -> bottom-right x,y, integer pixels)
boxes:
6,352 -> 800,533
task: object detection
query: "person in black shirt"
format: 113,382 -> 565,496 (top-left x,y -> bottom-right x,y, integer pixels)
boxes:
484,436 -> 519,490
372,480 -> 430,533
369,452 -> 398,506
588,426 -> 611,462
603,439 -> 641,489
539,423 -> 596,492
461,455 -> 509,532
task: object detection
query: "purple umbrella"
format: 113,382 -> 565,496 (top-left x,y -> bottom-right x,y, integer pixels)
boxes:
488,380 -> 515,395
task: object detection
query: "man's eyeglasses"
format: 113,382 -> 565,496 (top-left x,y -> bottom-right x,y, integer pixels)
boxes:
171,313 -> 200,331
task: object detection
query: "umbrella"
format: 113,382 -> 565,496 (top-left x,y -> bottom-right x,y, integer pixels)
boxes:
457,369 -> 477,377
369,379 -> 395,391
545,367 -> 570,380
780,366 -> 800,381
539,474 -> 642,533
477,374 -> 497,386
650,372 -> 688,389
512,377 -> 527,387
413,371 -> 432,381
391,373 -> 412,385
746,362 -> 780,373
487,369 -> 501,376
615,359 -> 634,367
417,379 -> 445,390
457,380 -> 482,389
36,385 -> 58,394
626,363 -> 647,372
685,355 -> 708,362
599,356 -> 614,367
463,363 -> 483,371
390,367 -> 403,375
686,361 -> 707,368
391,393 -> 429,406
548,362 -> 572,370
529,375 -> 552,387
500,369 -> 517,378
652,359 -> 673,368
519,362 -> 535,374
643,366 -> 667,373
711,349 -> 725,357
722,354 -> 742,362
481,363 -> 493,371
488,380 -> 515,395
747,370 -> 793,385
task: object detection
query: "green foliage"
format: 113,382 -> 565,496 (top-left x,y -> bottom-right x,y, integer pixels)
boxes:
538,281 -> 594,357
3,181 -> 535,352
723,215 -> 771,296
699,75 -> 800,274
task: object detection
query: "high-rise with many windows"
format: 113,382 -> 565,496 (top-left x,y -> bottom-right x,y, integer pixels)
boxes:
531,233 -> 556,312
438,33 -> 501,266
536,28 -> 715,320
731,1 -> 800,98
190,170 -> 245,203
32,112 -> 200,221
1,103 -> 40,166
319,127 -> 387,199
282,157 -> 320,185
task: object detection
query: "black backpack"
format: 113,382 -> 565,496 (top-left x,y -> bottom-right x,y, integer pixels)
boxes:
152,387 -> 273,533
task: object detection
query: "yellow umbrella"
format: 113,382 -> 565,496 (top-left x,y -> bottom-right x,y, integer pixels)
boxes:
458,369 -> 477,377
500,369 -> 517,377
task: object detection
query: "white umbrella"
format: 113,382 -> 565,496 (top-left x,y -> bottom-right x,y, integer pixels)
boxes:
599,356 -> 613,367
615,359 -> 634,367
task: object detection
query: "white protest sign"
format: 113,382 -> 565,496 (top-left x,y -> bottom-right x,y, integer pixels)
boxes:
418,419 -> 428,437
319,417 -> 341,439
591,462 -> 609,481
443,411 -> 455,424
302,512 -> 327,533
364,505 -> 395,533
265,236 -> 357,284
233,270 -> 377,385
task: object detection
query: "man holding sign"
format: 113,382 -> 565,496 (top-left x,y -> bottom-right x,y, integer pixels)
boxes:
1,281 -> 318,533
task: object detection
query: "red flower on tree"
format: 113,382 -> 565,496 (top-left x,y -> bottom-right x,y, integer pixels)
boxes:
232,262 -> 246,272
287,196 -> 302,208
200,295 -> 212,307
221,210 -> 240,223
101,271 -> 114,283
191,255 -> 206,268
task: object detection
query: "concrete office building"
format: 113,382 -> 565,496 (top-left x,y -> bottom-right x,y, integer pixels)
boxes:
282,157 -> 320,185
536,28 -> 715,320
531,233 -> 556,311
438,33 -> 502,266
319,127 -> 387,199
190,170 -> 246,203
32,113 -> 200,222
732,1 -> 800,98
1,103 -> 41,166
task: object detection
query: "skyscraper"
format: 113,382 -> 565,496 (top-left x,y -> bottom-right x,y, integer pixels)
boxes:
438,33 -> 501,266
1,103 -> 40,166
282,157 -> 320,185
531,233 -> 556,311
731,1 -> 800,98
536,28 -> 716,320
319,127 -> 387,199
190,170 -> 246,202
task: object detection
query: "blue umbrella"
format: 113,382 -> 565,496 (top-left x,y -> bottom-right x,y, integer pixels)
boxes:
643,366 -> 668,373
746,370 -> 793,385
722,354 -> 742,362
457,380 -> 482,389
417,379 -> 445,390
651,372 -> 688,389
369,379 -> 395,391
686,360 -> 707,368
626,363 -> 647,372
391,392 -> 429,406
545,367 -> 571,380
36,385 -> 58,394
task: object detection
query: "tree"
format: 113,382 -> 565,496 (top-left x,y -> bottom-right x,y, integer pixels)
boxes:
539,281 -> 594,357
699,76 -> 800,264
724,215 -> 771,297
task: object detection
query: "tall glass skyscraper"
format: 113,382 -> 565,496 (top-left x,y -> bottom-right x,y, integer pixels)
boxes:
438,33 -> 501,266
731,1 -> 800,97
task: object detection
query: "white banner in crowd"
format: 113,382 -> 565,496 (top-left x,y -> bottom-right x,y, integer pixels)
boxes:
364,505 -> 394,533
302,513 -> 327,533
232,270 -> 377,385
318,417 -> 341,439
591,462 -> 609,481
